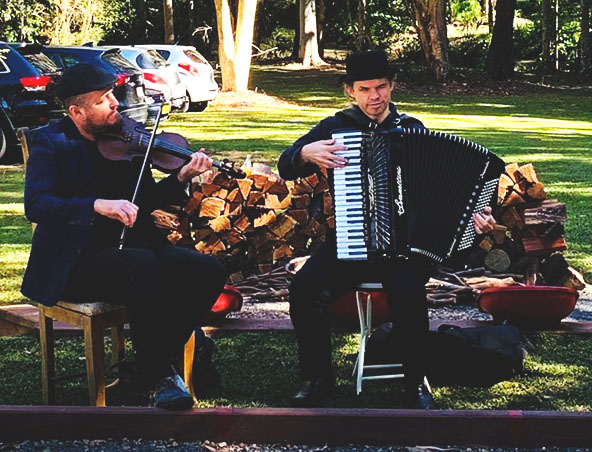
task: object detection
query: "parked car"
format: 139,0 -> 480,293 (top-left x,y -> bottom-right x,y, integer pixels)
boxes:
0,43 -> 63,163
41,45 -> 149,125
111,46 -> 188,113
145,89 -> 171,127
137,44 -> 218,112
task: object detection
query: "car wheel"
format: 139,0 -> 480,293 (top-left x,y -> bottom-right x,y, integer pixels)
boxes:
189,101 -> 208,112
0,125 -> 7,162
180,94 -> 191,113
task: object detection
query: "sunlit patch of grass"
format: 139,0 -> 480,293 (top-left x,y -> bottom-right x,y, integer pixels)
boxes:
2,332 -> 592,410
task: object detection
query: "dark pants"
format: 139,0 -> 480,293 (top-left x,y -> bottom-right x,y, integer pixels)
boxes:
64,240 -> 226,380
289,238 -> 432,385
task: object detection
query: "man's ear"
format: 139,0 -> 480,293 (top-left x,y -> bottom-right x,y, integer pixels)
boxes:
344,83 -> 355,99
68,104 -> 84,121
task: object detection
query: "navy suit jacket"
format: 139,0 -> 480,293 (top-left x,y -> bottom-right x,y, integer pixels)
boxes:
21,117 -> 188,306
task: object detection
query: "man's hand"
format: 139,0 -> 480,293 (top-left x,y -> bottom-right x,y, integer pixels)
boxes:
94,199 -> 138,227
177,149 -> 212,184
473,206 -> 496,234
300,139 -> 348,169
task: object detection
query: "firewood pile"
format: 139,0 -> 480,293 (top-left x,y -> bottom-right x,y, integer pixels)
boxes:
152,163 -> 333,282
463,161 -> 585,291
153,160 -> 586,306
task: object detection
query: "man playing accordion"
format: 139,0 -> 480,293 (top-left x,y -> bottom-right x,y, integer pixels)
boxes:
278,50 -> 495,409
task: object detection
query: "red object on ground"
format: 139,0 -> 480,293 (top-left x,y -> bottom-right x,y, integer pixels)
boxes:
203,285 -> 243,322
328,290 -> 389,328
477,285 -> 579,328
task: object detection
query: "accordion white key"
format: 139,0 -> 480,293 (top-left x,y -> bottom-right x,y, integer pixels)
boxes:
331,128 -> 505,263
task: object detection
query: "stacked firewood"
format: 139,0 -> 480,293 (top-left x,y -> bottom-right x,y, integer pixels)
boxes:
152,164 -> 332,281
468,162 -> 585,290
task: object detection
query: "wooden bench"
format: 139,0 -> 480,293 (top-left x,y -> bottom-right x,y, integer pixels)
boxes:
17,126 -> 197,406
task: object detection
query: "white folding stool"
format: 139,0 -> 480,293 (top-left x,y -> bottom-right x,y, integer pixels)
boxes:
352,282 -> 405,395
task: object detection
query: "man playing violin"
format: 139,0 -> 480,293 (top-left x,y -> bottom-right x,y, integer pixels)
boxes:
21,63 -> 226,410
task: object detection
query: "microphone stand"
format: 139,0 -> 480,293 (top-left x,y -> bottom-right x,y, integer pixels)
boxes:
118,107 -> 163,250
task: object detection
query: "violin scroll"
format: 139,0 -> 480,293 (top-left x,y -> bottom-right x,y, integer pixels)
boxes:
212,158 -> 246,179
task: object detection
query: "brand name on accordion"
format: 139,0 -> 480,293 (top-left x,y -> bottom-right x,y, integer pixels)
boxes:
395,166 -> 405,215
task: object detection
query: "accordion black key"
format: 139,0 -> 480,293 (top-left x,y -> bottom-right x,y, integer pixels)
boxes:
331,127 -> 506,263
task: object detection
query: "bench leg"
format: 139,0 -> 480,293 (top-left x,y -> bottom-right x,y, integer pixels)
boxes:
83,316 -> 106,407
111,324 -> 125,365
38,308 -> 55,404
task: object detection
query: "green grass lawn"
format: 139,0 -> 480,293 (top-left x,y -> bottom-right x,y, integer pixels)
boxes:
2,331 -> 592,410
0,63 -> 591,409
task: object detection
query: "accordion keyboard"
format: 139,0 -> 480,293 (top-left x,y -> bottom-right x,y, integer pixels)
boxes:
332,130 -> 368,260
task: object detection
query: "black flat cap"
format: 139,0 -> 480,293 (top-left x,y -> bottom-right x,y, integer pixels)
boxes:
338,50 -> 396,83
55,63 -> 118,101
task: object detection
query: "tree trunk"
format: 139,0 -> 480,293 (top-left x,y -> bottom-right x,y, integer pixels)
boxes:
405,0 -> 450,82
357,0 -> 372,50
488,0 -> 494,34
234,0 -> 258,91
317,0 -> 326,59
299,0 -> 325,67
580,0 -> 591,74
541,0 -> 556,73
163,0 -> 175,44
214,0 -> 237,91
485,0 -> 516,80
214,0 -> 258,92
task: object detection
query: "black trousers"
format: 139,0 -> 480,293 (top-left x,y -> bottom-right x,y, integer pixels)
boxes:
289,237 -> 432,385
64,239 -> 226,380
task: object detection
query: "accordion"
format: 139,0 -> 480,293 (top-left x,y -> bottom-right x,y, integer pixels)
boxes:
331,127 -> 505,263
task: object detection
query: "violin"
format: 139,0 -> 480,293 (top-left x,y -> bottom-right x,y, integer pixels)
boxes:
97,116 -> 246,179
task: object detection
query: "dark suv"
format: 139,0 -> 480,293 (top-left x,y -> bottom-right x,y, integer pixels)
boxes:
0,43 -> 63,162
42,46 -> 149,125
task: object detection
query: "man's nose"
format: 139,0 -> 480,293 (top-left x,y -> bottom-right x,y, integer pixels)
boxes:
108,92 -> 119,108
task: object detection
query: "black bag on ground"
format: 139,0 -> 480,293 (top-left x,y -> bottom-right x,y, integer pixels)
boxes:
365,322 -> 534,386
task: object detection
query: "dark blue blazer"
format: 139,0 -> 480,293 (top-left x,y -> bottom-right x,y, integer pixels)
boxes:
21,117 -> 188,306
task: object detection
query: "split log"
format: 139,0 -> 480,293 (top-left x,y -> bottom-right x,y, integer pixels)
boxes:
523,200 -> 567,226
463,276 -> 516,290
236,179 -> 253,200
199,197 -> 226,218
254,210 -> 277,228
522,236 -> 567,256
484,249 -> 511,273
269,214 -> 298,239
208,215 -> 231,233
152,209 -> 180,230
500,207 -> 524,230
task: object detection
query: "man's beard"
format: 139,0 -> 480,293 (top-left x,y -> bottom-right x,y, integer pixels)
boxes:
85,112 -> 124,138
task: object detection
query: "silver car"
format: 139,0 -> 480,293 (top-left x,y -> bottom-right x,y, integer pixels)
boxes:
137,44 -> 218,112
111,46 -> 188,112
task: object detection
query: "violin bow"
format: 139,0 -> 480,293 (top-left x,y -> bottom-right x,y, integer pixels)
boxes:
118,106 -> 163,250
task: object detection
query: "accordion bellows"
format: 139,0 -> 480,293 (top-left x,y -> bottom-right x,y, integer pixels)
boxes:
331,128 -> 506,263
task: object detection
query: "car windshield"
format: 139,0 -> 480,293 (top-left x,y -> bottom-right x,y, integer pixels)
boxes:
184,49 -> 208,64
135,49 -> 168,70
101,49 -> 137,72
22,52 -> 60,74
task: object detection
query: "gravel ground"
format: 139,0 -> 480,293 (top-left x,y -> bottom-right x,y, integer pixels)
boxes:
228,284 -> 592,323
3,286 -> 591,452
2,439 -> 592,452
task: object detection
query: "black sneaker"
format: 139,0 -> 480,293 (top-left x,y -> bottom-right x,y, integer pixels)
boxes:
290,375 -> 335,408
152,374 -> 194,410
406,381 -> 438,410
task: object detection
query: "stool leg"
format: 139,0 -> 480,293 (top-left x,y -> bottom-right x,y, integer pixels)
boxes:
183,331 -> 196,400
110,324 -> 125,365
355,291 -> 370,395
83,316 -> 106,407
38,308 -> 55,404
